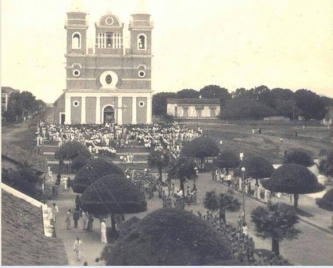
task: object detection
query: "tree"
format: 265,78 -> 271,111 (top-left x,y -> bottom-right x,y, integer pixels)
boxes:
261,164 -> 325,209
203,190 -> 241,224
167,156 -> 197,196
251,202 -> 301,256
2,165 -> 44,201
180,137 -> 220,165
72,159 -> 124,193
147,149 -> 170,181
294,89 -> 327,120
238,155 -> 274,186
152,92 -> 177,116
55,141 -> 91,161
104,208 -> 233,265
214,150 -> 241,175
316,188 -> 333,212
80,174 -> 147,232
220,98 -> 274,120
284,149 -> 314,167
176,89 -> 200,99
71,155 -> 89,173
318,149 -> 333,177
199,85 -> 231,105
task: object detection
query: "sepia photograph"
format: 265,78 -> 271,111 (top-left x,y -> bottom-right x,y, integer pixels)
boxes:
1,0 -> 333,265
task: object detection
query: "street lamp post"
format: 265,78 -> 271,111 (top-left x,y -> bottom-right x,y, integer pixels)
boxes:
241,167 -> 246,222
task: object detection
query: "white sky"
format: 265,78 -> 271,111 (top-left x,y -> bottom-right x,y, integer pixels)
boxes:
1,0 -> 333,103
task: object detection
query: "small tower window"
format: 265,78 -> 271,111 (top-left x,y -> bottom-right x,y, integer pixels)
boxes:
106,33 -> 113,47
138,34 -> 146,50
72,33 -> 81,49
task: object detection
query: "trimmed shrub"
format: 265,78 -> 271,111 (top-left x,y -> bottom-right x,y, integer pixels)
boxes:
316,188 -> 333,211
55,141 -> 91,161
107,208 -> 233,265
72,158 -> 124,193
284,149 -> 314,167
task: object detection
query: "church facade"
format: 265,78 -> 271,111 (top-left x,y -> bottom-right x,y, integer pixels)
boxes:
54,5 -> 153,125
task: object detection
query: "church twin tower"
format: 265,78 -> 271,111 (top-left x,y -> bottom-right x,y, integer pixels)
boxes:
54,3 -> 153,125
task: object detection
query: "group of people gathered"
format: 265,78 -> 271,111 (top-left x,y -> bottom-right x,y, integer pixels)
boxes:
198,210 -> 290,265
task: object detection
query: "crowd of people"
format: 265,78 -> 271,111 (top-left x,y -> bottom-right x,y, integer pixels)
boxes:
198,210 -> 290,265
38,122 -> 203,161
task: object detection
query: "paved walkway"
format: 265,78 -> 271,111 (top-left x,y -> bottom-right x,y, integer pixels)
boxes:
47,171 -> 333,266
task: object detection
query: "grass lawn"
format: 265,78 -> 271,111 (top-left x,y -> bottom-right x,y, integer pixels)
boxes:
183,120 -> 332,164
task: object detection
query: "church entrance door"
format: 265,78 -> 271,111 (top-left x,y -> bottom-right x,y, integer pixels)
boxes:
103,106 -> 115,124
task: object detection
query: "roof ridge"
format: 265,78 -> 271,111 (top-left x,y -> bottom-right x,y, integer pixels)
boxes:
1,183 -> 44,207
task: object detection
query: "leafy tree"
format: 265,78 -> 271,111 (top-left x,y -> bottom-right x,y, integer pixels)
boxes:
251,202 -> 301,256
152,92 -> 177,116
220,98 -> 274,120
294,89 -> 327,120
104,208 -> 233,265
203,190 -> 241,223
71,155 -> 89,173
199,85 -> 231,105
167,156 -> 197,196
55,141 -> 91,161
284,149 -> 314,167
316,188 -> 333,212
72,158 -> 124,193
180,137 -> 220,164
261,164 -> 325,208
238,155 -> 274,186
214,150 -> 241,175
176,89 -> 200,99
80,174 -> 147,232
2,165 -> 44,201
147,149 -> 170,181
318,149 -> 333,177
20,91 -> 36,113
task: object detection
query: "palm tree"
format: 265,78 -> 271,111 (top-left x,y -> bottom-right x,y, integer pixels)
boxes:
147,149 -> 170,181
203,190 -> 240,223
251,202 -> 301,256
167,156 -> 197,197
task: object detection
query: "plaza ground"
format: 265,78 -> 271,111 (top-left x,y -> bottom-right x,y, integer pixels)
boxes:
2,120 -> 333,265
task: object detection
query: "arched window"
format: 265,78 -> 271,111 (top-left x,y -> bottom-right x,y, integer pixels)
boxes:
72,33 -> 81,49
138,34 -> 146,50
107,33 -> 112,47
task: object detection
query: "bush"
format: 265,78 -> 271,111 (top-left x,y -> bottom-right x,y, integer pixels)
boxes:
284,149 -> 314,167
72,159 -> 124,193
316,188 -> 333,211
71,155 -> 89,173
107,208 -> 233,265
55,141 -> 91,161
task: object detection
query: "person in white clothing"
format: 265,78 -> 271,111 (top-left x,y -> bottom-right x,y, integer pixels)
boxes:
73,237 -> 82,261
101,220 -> 107,244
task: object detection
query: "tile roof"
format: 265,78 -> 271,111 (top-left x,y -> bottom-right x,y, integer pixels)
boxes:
167,98 -> 220,104
2,144 -> 48,173
1,187 -> 68,266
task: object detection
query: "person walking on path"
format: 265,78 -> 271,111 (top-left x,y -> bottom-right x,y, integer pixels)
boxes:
73,209 -> 80,228
75,195 -> 81,211
66,209 -> 72,230
81,211 -> 87,230
73,237 -> 82,261
64,176 -> 68,191
87,214 -> 94,231
101,220 -> 107,244
52,203 -> 59,223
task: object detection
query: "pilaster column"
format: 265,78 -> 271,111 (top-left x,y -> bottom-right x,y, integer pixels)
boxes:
64,95 -> 71,124
146,95 -> 152,124
96,96 -> 101,124
132,96 -> 137,124
118,96 -> 123,125
81,96 -> 86,124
